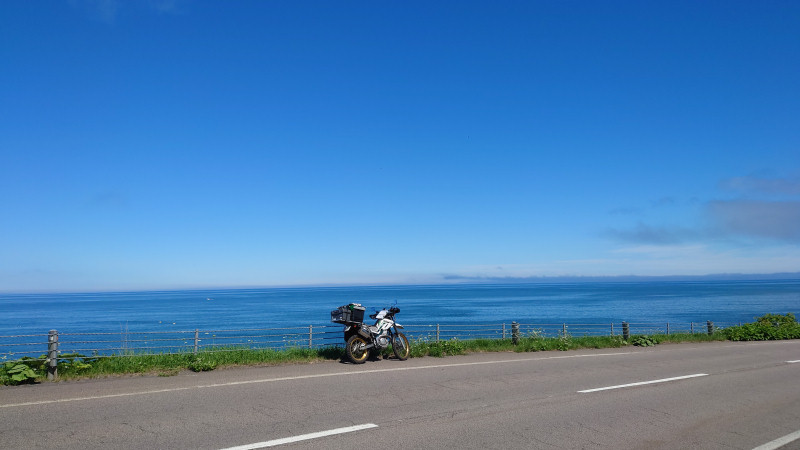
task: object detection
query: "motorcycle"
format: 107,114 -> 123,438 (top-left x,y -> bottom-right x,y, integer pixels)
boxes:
331,303 -> 410,364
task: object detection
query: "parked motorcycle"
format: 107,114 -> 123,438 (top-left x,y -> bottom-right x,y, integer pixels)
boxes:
331,303 -> 410,364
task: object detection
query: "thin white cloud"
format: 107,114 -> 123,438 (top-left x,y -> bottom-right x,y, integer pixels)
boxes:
707,200 -> 800,243
71,0 -> 185,22
720,174 -> 800,196
603,222 -> 707,245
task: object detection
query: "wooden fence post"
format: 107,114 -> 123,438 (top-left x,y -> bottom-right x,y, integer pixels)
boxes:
309,325 -> 313,348
436,324 -> 440,342
502,323 -> 506,340
47,330 -> 58,380
194,329 -> 199,354
622,322 -> 630,341
707,320 -> 714,335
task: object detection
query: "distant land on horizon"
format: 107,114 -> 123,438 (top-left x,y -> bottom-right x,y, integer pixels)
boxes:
440,272 -> 800,284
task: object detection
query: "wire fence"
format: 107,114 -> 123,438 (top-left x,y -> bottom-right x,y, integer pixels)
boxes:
0,320 -> 742,363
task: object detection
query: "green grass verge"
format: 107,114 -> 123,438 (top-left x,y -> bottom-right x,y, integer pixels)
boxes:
2,313 -> 795,385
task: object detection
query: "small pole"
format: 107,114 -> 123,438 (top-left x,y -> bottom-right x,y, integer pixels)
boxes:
622,322 -> 630,341
707,320 -> 714,335
562,323 -> 567,337
47,330 -> 58,380
611,323 -> 614,336
666,322 -> 670,335
502,323 -> 506,340
436,324 -> 440,342
194,329 -> 199,355
691,322 -> 694,334
309,325 -> 313,348
511,322 -> 519,345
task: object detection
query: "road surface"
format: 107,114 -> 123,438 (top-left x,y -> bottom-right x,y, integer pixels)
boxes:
2,340 -> 799,449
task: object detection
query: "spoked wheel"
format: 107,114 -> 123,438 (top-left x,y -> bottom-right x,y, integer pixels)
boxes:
391,332 -> 410,361
345,335 -> 370,364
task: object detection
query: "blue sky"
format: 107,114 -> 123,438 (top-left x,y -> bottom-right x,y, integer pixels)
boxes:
2,1 -> 799,292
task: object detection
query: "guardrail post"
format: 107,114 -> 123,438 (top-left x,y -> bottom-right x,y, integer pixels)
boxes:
436,324 -> 440,342
622,322 -> 630,341
47,330 -> 58,380
707,320 -> 714,335
194,329 -> 199,354
309,325 -> 313,348
562,323 -> 567,337
691,322 -> 694,334
502,323 -> 506,340
511,322 -> 519,345
666,322 -> 670,335
610,323 -> 614,336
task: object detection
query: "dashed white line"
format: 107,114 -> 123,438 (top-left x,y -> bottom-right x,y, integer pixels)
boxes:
219,423 -> 378,450
578,373 -> 709,393
752,429 -> 800,450
1,351 -> 636,408
786,360 -> 800,364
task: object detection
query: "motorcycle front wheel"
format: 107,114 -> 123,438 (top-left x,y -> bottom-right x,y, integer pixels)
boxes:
392,332 -> 410,361
345,335 -> 369,364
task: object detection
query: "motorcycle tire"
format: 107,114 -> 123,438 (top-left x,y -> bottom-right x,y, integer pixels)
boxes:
345,335 -> 370,364
391,332 -> 410,361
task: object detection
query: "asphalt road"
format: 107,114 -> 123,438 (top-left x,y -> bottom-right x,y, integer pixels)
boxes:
2,340 -> 799,449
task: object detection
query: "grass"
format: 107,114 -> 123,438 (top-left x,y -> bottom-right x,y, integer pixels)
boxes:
51,346 -> 346,380
3,313 -> 793,385
8,332 -> 735,383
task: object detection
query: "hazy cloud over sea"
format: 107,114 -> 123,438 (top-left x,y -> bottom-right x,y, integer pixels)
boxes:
606,173 -> 800,245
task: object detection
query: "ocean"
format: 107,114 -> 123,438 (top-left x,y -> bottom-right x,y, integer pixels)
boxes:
3,280 -> 799,337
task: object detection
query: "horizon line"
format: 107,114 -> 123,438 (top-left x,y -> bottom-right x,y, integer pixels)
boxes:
2,271 -> 799,296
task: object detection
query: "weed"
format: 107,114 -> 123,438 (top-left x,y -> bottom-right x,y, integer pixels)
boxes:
631,335 -> 659,347
1,362 -> 39,385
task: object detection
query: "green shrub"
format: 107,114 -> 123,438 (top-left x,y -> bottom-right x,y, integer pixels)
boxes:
723,313 -> 800,341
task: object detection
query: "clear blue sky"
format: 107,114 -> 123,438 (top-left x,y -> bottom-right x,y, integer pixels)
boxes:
2,1 -> 799,293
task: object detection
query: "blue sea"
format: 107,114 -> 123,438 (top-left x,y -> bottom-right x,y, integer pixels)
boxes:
2,280 -> 799,337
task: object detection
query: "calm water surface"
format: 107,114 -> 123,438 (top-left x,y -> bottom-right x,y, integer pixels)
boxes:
2,280 -> 798,336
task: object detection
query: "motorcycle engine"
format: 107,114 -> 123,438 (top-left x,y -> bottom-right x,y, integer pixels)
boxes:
376,334 -> 389,349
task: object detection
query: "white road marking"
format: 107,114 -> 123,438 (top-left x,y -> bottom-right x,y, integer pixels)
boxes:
219,423 -> 378,450
578,373 -> 708,393
1,351 -> 636,408
786,360 -> 800,364
752,429 -> 800,450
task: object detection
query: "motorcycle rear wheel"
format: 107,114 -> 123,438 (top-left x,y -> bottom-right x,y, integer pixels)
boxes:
392,333 -> 410,361
345,335 -> 369,364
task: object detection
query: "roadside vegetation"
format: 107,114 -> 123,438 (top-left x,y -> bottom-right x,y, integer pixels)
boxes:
2,313 -> 797,386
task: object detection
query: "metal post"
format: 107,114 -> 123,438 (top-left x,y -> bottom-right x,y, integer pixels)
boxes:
194,329 -> 199,355
707,320 -> 714,335
611,323 -> 614,336
666,322 -> 670,335
511,322 -> 519,345
47,330 -> 58,380
622,322 -> 630,341
562,323 -> 567,337
691,322 -> 694,334
502,323 -> 506,340
309,325 -> 313,349
436,324 -> 440,342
